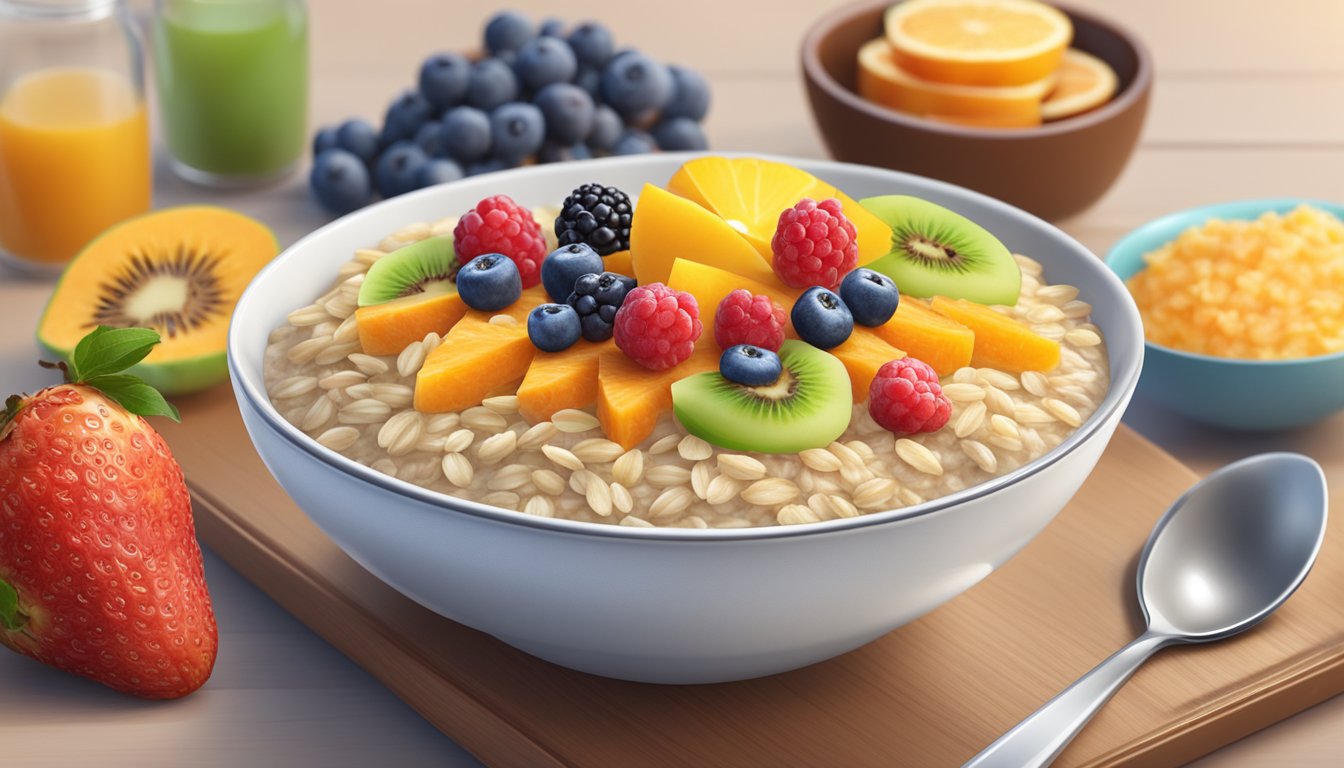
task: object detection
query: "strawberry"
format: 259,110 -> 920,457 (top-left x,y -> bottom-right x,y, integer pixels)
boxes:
0,327 -> 216,699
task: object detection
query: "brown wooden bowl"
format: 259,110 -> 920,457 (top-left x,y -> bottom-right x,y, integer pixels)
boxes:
801,0 -> 1152,221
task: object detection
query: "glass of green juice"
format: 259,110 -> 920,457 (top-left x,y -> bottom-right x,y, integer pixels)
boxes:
153,0 -> 307,187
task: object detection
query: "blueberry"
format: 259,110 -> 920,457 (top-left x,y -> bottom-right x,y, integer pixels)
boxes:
612,129 -> 657,156
573,272 -> 600,295
652,117 -> 708,151
567,22 -> 614,69
528,303 -> 582,352
413,120 -> 447,157
483,11 -> 533,55
313,126 -> 338,156
586,105 -> 623,152
538,17 -> 566,37
541,243 -> 604,301
839,268 -> 900,327
537,140 -> 593,164
489,102 -> 545,163
600,52 -> 673,119
579,313 -> 611,342
534,82 -> 595,144
415,158 -> 464,188
382,90 -> 434,144
440,106 -> 492,163
514,36 -> 578,92
592,271 -> 630,306
574,66 -> 602,100
572,293 -> 598,315
419,52 -> 472,110
374,142 -> 429,198
465,157 -> 510,176
335,119 -> 379,166
720,345 -> 783,387
467,58 -> 519,111
662,66 -> 711,121
457,253 -> 522,311
310,149 -> 372,215
791,287 -> 854,350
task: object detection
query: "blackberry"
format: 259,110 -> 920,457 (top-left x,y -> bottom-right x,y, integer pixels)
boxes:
566,271 -> 637,342
554,183 -> 632,256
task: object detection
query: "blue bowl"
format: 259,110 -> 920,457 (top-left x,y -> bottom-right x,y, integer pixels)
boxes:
1105,198 -> 1344,430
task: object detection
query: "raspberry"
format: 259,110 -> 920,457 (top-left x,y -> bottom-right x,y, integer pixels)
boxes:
714,289 -> 786,351
770,197 -> 858,289
868,357 -> 951,435
613,283 -> 702,370
453,194 -> 547,288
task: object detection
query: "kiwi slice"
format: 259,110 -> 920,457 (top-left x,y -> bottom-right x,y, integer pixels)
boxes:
859,195 -> 1021,306
671,340 -> 852,454
357,235 -> 459,307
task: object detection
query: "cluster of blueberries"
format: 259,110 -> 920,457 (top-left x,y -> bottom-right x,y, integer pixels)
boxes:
310,12 -> 712,216
454,240 -> 636,354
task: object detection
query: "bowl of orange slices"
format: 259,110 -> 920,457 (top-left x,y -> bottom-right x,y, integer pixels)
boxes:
802,0 -> 1152,220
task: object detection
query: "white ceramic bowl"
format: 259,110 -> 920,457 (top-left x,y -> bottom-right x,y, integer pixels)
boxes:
228,153 -> 1143,684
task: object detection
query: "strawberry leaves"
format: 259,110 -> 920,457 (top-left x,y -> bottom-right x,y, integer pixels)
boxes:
0,577 -> 25,632
65,327 -> 180,423
71,326 -> 160,381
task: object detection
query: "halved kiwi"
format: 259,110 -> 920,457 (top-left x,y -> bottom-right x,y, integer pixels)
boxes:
671,340 -> 852,454
357,235 -> 459,307
859,195 -> 1021,306
36,206 -> 277,394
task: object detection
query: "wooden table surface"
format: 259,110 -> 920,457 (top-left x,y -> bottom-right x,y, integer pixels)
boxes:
2,0 -> 1342,765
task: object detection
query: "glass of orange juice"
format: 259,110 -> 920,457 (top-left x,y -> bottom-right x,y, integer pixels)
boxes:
0,0 -> 151,273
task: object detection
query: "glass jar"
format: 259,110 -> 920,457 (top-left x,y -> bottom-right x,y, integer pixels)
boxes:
153,0 -> 308,187
0,0 -> 151,273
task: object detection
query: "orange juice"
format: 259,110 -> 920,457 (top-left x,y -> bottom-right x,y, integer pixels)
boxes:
0,68 -> 151,267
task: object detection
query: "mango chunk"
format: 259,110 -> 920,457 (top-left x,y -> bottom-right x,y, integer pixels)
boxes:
930,296 -> 1060,373
869,296 -> 976,377
517,340 -> 612,424
356,290 -> 467,357
829,330 -> 908,402
597,344 -> 719,449
629,183 -> 777,287
413,287 -> 547,413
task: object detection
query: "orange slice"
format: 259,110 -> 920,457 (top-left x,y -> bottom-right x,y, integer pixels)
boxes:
857,37 -> 1053,128
1041,48 -> 1118,121
885,0 -> 1072,87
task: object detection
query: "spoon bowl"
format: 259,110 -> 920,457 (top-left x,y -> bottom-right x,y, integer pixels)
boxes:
967,452 -> 1328,768
1140,453 -> 1328,640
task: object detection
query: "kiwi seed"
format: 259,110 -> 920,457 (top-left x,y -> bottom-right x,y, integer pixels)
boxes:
859,195 -> 1022,306
892,220 -> 977,274
91,246 -> 225,339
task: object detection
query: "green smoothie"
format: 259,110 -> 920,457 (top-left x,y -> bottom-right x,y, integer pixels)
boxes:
154,0 -> 308,181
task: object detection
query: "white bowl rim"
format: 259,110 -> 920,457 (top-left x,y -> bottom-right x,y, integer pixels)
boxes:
228,151 -> 1143,542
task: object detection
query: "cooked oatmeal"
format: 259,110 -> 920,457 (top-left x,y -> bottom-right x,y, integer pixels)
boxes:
264,216 -> 1109,529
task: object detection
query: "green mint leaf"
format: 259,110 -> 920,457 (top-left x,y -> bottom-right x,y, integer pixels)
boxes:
0,577 -> 24,632
72,326 -> 162,382
83,374 -> 181,423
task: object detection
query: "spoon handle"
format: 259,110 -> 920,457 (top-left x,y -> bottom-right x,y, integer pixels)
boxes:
963,631 -> 1172,768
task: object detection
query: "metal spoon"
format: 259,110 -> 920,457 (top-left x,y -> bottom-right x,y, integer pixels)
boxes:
965,452 -> 1328,768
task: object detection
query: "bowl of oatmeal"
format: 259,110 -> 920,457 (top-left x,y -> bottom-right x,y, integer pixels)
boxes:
228,152 -> 1142,683
1107,198 -> 1344,430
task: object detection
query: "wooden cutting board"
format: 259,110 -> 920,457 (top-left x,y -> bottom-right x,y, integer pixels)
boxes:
158,387 -> 1344,767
